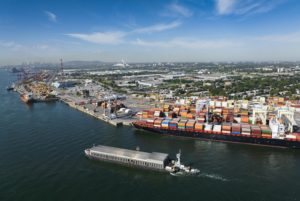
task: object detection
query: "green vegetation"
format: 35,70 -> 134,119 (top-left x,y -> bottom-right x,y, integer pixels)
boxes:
156,74 -> 300,98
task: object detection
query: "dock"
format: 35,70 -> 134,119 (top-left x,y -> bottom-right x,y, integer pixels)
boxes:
60,98 -> 135,127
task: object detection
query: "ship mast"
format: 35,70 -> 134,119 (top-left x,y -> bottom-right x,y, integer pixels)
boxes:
175,149 -> 181,167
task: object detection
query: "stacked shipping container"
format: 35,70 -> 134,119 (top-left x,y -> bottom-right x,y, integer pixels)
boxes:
261,125 -> 272,138
222,123 -> 231,134
241,124 -> 251,135
178,120 -> 188,129
231,123 -> 241,134
186,120 -> 196,130
141,117 -> 283,140
251,125 -> 262,137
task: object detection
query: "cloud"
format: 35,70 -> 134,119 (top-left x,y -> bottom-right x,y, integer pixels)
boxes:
44,11 -> 57,22
216,0 -> 236,15
0,41 -> 23,51
66,32 -> 126,44
133,38 -> 241,49
255,32 -> 300,43
66,20 -> 181,44
215,0 -> 285,15
35,45 -> 50,50
0,41 -> 52,52
133,21 -> 181,33
167,2 -> 193,17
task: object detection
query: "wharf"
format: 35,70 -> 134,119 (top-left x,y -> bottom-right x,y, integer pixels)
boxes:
60,98 -> 135,127
14,84 -> 135,127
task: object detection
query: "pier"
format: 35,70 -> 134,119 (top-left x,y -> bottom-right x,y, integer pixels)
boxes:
60,98 -> 135,127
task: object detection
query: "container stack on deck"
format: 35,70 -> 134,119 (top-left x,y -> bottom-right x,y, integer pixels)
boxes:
145,119 -> 154,126
231,123 -> 241,135
161,119 -> 171,129
213,125 -> 222,133
154,110 -> 162,118
222,108 -> 234,122
261,125 -> 272,138
241,124 -> 251,135
180,110 -> 188,119
197,112 -> 206,123
222,123 -> 231,134
194,122 -> 204,131
204,124 -> 213,131
186,120 -> 196,130
134,96 -> 300,148
154,118 -> 163,128
169,118 -> 180,129
251,125 -> 262,137
178,119 -> 187,130
241,110 -> 249,124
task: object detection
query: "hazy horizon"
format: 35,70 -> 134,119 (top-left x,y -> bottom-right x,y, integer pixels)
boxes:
1,0 -> 300,65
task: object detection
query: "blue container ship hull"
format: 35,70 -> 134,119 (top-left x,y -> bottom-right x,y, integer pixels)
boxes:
133,123 -> 300,149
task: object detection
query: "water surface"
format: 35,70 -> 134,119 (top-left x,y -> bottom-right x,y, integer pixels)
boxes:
0,69 -> 299,201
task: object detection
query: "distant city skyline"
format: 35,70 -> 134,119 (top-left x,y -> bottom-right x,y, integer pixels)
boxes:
1,0 -> 300,65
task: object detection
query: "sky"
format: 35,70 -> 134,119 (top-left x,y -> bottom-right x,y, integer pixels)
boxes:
1,0 -> 300,65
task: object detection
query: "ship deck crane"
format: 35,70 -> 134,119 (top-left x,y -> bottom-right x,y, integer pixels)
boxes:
276,107 -> 296,133
252,105 -> 268,125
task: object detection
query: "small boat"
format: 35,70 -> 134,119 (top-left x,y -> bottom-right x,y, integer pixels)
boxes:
6,83 -> 15,91
165,150 -> 200,176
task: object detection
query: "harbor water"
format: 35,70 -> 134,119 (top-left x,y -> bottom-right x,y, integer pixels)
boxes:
0,69 -> 300,201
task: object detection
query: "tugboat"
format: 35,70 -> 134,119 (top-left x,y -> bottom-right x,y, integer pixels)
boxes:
6,83 -> 15,91
165,150 -> 200,176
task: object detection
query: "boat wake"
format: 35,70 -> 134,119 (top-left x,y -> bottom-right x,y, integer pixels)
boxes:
198,172 -> 229,181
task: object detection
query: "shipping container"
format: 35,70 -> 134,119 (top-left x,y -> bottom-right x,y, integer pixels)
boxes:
186,113 -> 195,119
180,110 -> 188,117
213,125 -> 222,132
222,123 -> 232,131
262,134 -> 272,138
251,125 -> 262,136
169,118 -> 180,129
161,119 -> 171,128
178,120 -> 188,129
154,110 -> 163,117
241,115 -> 249,123
215,101 -> 222,107
213,108 -> 222,114
190,108 -> 196,114
154,118 -> 164,128
194,122 -> 204,131
204,124 -> 213,131
286,134 -> 296,139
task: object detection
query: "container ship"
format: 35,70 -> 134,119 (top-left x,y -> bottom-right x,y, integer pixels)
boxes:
20,92 -> 34,103
133,98 -> 300,149
84,145 -> 199,175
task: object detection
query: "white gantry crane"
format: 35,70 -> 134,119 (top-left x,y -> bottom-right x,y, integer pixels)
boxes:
252,104 -> 268,125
